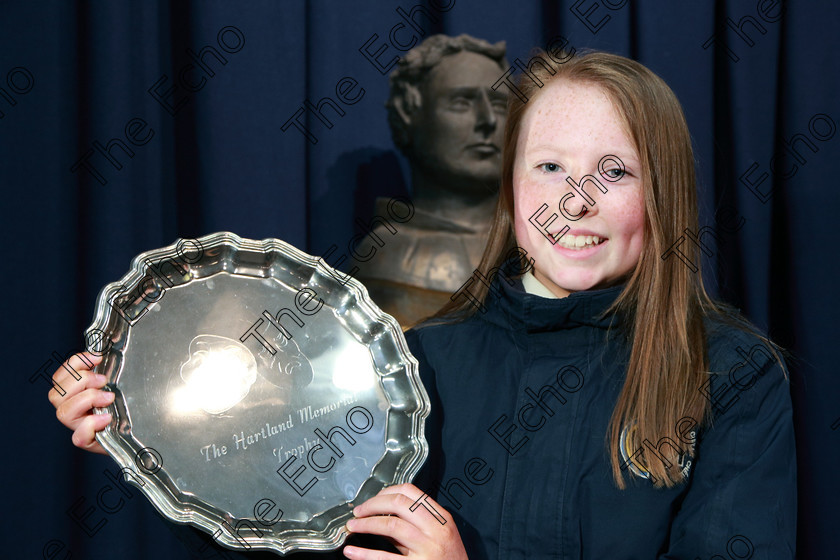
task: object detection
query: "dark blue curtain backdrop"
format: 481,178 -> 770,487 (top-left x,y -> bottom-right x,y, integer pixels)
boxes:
3,1 -> 837,558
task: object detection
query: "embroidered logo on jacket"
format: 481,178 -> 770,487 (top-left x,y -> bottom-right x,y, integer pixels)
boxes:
619,423 -> 695,481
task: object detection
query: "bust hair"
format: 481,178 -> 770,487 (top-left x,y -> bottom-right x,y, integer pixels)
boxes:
385,34 -> 507,155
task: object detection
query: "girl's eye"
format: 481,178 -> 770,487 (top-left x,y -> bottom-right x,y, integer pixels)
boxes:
603,168 -> 626,180
539,163 -> 560,173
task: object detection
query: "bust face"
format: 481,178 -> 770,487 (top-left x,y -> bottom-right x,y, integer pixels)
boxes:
408,50 -> 508,194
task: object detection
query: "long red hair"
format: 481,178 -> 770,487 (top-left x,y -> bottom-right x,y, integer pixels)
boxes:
432,49 -> 721,488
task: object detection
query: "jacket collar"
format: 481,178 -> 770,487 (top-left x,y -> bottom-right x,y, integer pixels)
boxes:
479,274 -> 626,332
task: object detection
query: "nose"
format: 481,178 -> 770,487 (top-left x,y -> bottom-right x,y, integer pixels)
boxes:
559,175 -> 598,220
474,91 -> 498,136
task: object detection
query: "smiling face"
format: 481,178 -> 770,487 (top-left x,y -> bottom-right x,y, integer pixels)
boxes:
410,50 -> 508,192
512,80 -> 646,298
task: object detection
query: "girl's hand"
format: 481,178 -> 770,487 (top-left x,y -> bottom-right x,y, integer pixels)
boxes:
47,352 -> 112,455
343,484 -> 468,559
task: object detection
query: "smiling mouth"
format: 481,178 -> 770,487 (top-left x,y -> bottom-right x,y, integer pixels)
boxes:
555,234 -> 607,250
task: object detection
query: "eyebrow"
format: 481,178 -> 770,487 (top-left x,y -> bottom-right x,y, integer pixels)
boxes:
601,154 -> 640,168
529,145 -> 638,158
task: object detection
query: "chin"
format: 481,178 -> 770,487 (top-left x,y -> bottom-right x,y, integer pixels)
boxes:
551,275 -> 612,294
581,277 -> 627,292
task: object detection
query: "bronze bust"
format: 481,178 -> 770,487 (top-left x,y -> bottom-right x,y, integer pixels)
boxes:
358,34 -> 508,327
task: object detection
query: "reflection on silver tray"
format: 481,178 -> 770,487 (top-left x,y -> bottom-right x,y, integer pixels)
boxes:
85,232 -> 430,555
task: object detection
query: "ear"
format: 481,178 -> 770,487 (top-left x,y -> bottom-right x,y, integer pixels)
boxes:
393,83 -> 422,128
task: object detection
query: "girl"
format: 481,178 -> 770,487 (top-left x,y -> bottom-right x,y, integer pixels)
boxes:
50,49 -> 796,559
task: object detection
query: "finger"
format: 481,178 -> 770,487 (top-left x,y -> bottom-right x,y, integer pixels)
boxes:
56,352 -> 103,384
55,387 -> 115,430
354,488 -> 450,532
48,370 -> 107,407
49,353 -> 104,402
346,515 -> 423,552
342,544 -> 404,560
374,483 -> 444,508
376,483 -> 419,496
71,412 -> 112,455
74,351 -> 103,368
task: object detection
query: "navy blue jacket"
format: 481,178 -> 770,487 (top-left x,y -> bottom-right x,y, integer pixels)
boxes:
407,278 -> 796,559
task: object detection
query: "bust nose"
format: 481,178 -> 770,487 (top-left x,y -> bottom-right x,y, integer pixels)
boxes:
474,91 -> 498,136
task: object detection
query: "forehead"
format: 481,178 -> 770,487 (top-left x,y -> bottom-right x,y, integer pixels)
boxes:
423,50 -> 505,93
518,80 -> 635,153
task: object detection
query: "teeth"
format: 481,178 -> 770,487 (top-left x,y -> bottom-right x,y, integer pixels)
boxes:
557,234 -> 603,250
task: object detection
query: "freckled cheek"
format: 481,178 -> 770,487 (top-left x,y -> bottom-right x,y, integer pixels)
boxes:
606,192 -> 646,253
512,179 -> 549,241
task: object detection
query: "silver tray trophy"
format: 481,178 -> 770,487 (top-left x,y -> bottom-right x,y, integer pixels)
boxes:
84,232 -> 430,555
